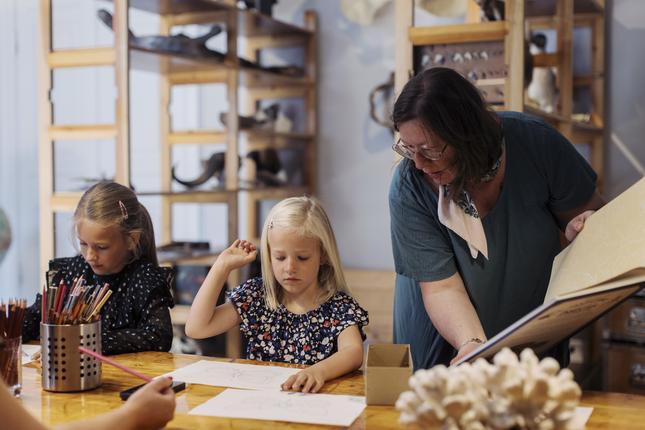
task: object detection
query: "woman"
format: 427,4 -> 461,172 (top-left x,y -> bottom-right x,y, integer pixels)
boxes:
389,67 -> 603,369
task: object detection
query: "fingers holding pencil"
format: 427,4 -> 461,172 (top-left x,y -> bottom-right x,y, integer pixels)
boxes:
123,377 -> 176,430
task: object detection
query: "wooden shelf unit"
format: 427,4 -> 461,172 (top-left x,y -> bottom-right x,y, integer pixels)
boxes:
38,0 -> 318,358
525,0 -> 606,188
395,0 -> 605,187
39,0 -> 130,274
396,1 -> 525,111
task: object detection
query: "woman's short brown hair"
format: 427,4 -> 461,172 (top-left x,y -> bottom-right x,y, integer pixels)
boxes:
392,67 -> 503,199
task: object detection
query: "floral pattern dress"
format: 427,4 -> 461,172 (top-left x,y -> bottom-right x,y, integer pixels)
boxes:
228,277 -> 369,365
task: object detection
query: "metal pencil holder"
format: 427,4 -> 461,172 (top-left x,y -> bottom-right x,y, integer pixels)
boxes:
40,320 -> 102,392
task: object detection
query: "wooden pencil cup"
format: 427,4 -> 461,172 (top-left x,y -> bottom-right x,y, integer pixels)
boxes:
40,320 -> 102,392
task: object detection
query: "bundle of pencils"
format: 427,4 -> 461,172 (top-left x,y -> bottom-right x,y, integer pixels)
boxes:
1,299 -> 26,386
42,276 -> 112,325
0,299 -> 26,339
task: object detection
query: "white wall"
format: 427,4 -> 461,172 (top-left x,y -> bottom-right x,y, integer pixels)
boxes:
0,0 -> 39,299
605,0 -> 645,197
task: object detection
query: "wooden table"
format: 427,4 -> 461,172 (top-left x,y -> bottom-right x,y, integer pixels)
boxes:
19,352 -> 645,429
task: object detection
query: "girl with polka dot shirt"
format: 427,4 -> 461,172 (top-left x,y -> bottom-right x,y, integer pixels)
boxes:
23,182 -> 174,355
186,196 -> 369,393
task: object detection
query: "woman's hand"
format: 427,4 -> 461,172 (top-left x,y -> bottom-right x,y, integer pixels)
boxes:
450,339 -> 485,366
281,367 -> 326,393
214,239 -> 257,272
565,210 -> 595,242
122,377 -> 176,430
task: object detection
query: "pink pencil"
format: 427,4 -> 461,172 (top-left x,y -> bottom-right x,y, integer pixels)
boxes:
79,347 -> 153,382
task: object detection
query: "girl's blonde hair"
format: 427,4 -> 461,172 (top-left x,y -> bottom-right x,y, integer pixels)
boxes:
73,181 -> 158,265
260,196 -> 349,309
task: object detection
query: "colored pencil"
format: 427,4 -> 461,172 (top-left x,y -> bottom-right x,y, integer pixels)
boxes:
42,278 -> 112,325
78,347 -> 152,382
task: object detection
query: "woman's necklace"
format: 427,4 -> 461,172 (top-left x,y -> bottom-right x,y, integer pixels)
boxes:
444,140 -> 505,219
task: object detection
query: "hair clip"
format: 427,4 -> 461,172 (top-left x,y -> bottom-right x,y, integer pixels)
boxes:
268,220 -> 274,229
118,200 -> 129,220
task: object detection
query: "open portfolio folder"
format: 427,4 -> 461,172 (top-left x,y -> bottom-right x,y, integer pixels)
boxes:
456,177 -> 645,365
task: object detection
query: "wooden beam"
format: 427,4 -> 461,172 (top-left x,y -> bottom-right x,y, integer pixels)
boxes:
304,10 -> 318,195
533,53 -> 560,67
556,0 -> 574,138
244,186 -> 308,201
395,0 -> 413,95
409,21 -> 507,45
505,0 -> 525,111
163,192 -> 232,204
168,69 -> 228,85
466,0 -> 482,23
51,193 -> 82,212
592,15 -> 605,119
168,130 -> 228,145
225,10 -> 239,193
49,124 -> 117,140
39,0 -> 54,274
246,35 -> 307,51
225,195 -> 240,359
159,14 -> 172,243
243,86 -> 309,100
167,11 -> 228,27
240,20 -> 260,240
114,0 -> 131,186
528,14 -> 602,30
48,48 -> 115,68
526,16 -> 559,30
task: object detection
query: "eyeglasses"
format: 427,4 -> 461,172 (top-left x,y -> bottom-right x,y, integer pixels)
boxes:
392,138 -> 449,161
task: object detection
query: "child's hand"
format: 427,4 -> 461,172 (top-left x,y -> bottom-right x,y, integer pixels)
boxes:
214,239 -> 258,272
123,377 -> 176,430
281,367 -> 326,393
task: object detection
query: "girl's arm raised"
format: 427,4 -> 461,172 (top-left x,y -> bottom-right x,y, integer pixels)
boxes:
281,325 -> 364,393
185,240 -> 256,339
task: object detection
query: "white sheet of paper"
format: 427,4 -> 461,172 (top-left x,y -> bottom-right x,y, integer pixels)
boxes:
189,388 -> 366,426
164,360 -> 301,391
22,345 -> 41,365
567,406 -> 594,429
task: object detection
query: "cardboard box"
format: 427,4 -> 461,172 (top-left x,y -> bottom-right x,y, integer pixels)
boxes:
365,344 -> 413,405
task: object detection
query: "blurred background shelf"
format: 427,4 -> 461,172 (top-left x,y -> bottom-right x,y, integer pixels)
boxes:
39,0 -> 318,359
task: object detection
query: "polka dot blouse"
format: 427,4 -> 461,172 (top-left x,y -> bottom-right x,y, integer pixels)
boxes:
228,277 -> 369,365
23,255 -> 175,355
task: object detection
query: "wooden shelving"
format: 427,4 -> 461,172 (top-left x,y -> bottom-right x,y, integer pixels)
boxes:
395,0 -> 605,187
524,0 -> 606,186
408,21 -> 507,45
397,0 -> 525,111
39,0 -> 318,358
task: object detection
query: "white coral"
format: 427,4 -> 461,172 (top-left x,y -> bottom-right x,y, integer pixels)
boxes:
395,348 -> 581,430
